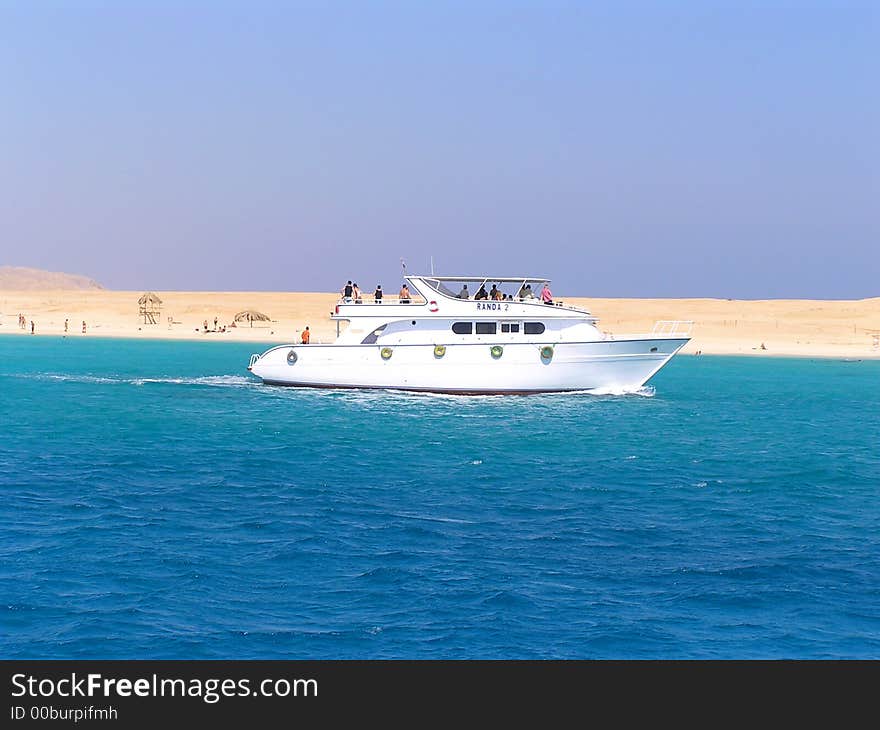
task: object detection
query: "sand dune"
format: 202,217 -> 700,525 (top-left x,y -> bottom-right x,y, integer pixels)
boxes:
1,288 -> 879,358
0,266 -> 103,291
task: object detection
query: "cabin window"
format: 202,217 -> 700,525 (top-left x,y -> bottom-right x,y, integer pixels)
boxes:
475,322 -> 497,335
501,323 -> 520,333
452,322 -> 473,335
361,324 -> 387,344
524,322 -> 545,335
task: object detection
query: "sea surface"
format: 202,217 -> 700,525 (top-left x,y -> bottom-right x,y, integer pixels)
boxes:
1,335 -> 879,659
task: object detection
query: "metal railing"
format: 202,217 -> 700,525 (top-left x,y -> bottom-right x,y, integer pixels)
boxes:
652,320 -> 694,337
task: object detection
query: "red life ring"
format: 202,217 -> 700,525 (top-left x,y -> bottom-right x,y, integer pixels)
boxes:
428,301 -> 439,312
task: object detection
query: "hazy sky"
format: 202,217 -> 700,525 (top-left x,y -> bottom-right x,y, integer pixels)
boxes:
1,1 -> 877,297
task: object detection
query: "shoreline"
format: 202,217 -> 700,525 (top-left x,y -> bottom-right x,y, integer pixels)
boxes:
3,331 -> 878,361
2,289 -> 878,359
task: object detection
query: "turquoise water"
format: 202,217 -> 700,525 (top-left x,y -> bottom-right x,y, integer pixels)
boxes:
2,335 -> 879,658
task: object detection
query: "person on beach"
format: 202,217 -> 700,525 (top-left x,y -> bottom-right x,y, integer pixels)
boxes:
342,281 -> 353,302
458,284 -> 469,299
374,285 -> 383,303
204,319 -> 209,332
541,283 -> 553,305
352,283 -> 362,303
214,316 -> 218,331
301,326 -> 310,344
82,321 -> 87,334
64,319 -> 69,334
30,321 -> 34,334
399,283 -> 411,303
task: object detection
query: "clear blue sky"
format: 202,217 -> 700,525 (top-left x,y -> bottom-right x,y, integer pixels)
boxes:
1,1 -> 877,297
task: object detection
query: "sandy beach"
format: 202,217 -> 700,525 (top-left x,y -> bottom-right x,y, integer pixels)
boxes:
1,288 -> 879,359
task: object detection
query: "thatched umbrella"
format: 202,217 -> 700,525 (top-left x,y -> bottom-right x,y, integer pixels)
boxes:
234,310 -> 270,327
138,292 -> 163,324
138,292 -> 163,307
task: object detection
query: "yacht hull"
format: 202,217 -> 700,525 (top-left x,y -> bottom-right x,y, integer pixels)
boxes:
249,338 -> 689,394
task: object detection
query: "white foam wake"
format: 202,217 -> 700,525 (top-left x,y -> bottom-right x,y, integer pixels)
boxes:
19,373 -> 258,389
583,384 -> 656,397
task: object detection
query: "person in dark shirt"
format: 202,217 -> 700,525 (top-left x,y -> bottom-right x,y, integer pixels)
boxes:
374,285 -> 383,303
342,280 -> 353,302
474,284 -> 488,300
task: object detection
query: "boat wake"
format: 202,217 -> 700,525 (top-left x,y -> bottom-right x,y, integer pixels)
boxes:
583,384 -> 656,397
15,373 -> 258,389
130,375 -> 256,388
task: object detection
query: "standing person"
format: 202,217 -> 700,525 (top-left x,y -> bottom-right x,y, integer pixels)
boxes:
214,316 -> 218,331
82,321 -> 87,334
399,283 -> 411,303
301,326 -> 310,344
489,284 -> 498,300
374,285 -> 383,303
458,284 -> 469,299
342,280 -> 354,302
64,318 -> 69,334
203,319 -> 209,332
541,283 -> 553,305
352,283 -> 362,303
30,320 -> 35,334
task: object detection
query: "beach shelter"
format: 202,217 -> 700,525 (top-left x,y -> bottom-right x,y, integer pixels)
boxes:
234,309 -> 271,327
138,292 -> 163,324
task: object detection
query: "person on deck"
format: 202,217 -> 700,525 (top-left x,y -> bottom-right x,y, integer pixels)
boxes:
342,281 -> 353,302
541,283 -> 553,305
301,326 -> 310,344
374,285 -> 383,303
399,283 -> 411,303
352,283 -> 362,303
458,284 -> 469,299
474,284 -> 488,300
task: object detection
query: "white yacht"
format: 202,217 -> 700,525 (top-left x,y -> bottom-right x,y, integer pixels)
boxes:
247,276 -> 692,394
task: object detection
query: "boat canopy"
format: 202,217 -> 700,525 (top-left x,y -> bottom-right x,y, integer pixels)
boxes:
415,276 -> 550,299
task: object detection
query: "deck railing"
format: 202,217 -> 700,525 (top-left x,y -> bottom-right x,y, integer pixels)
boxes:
651,320 -> 695,337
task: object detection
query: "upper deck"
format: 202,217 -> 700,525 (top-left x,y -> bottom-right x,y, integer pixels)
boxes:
332,275 -> 594,321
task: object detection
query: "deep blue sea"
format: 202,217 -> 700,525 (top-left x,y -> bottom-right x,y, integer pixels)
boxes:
2,335 -> 878,659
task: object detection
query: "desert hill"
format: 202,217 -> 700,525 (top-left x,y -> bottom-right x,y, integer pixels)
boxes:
0,266 -> 104,291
